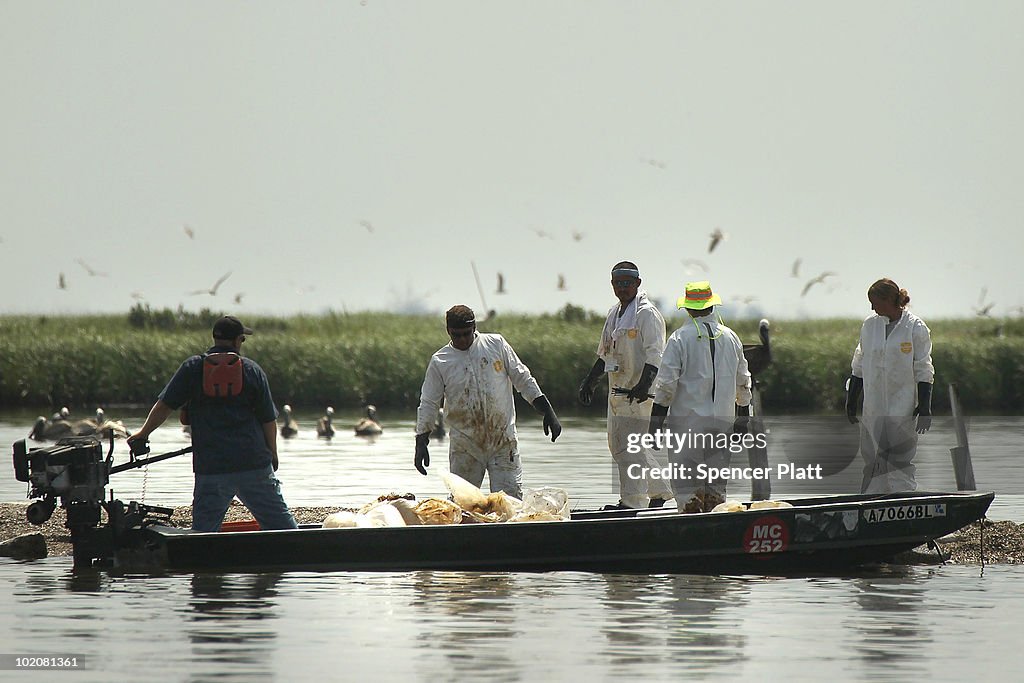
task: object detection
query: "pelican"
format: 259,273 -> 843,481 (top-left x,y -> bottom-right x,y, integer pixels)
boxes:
354,405 -> 383,436
316,406 -> 335,438
29,416 -> 73,441
743,319 -> 772,378
279,404 -> 299,438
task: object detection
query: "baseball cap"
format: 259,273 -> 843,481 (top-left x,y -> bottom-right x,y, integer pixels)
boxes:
212,315 -> 254,339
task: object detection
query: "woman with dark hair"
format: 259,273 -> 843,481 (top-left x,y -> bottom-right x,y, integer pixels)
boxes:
846,278 -> 934,493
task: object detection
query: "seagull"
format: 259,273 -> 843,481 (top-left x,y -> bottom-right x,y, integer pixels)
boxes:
708,227 -> 726,254
130,291 -> 145,300
234,292 -> 245,305
359,220 -> 374,233
496,272 -> 506,294
530,227 -> 553,240
681,258 -> 709,273
791,258 -> 802,278
735,295 -> 758,305
640,156 -> 667,169
557,274 -> 567,291
58,273 -> 67,290
571,231 -> 585,242
188,271 -> 232,296
75,258 -> 108,277
801,271 -> 837,297
183,225 -> 195,239
973,287 -> 995,317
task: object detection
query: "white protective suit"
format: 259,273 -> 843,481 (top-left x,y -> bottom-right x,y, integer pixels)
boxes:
851,310 -> 934,493
416,332 -> 544,498
598,291 -> 674,508
653,315 -> 752,500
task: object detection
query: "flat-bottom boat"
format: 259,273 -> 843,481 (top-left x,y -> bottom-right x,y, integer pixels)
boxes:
111,490 -> 992,574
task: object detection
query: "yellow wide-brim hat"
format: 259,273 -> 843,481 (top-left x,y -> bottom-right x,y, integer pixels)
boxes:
677,280 -> 722,310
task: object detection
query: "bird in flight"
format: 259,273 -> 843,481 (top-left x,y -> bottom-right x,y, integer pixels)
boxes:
708,228 -> 726,254
571,231 -> 584,242
75,258 -> 108,277
557,274 -> 567,291
234,292 -> 245,305
974,288 -> 995,317
58,273 -> 67,290
496,272 -> 506,294
801,271 -> 837,297
130,291 -> 145,301
682,258 -> 709,273
791,258 -> 802,278
183,225 -> 195,239
188,271 -> 232,296
359,220 -> 374,233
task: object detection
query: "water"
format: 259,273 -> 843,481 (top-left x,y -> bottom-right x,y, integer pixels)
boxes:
2,410 -> 1022,680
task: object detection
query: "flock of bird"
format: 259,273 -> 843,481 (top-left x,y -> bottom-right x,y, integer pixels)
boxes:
27,405 -> 448,444
28,408 -> 128,442
55,225 -> 247,305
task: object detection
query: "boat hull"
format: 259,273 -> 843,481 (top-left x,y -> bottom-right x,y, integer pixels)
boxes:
115,491 -> 993,575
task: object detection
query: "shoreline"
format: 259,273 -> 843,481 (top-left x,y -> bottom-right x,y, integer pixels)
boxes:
2,502 -> 1021,565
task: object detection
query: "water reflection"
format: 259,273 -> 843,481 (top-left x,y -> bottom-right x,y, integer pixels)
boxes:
849,567 -> 932,678
598,573 -> 749,674
185,573 -> 283,683
410,571 -> 521,681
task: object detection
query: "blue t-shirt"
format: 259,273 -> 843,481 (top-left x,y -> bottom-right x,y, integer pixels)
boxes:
159,345 -> 279,475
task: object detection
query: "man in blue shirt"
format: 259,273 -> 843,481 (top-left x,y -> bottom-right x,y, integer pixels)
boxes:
128,316 -> 298,532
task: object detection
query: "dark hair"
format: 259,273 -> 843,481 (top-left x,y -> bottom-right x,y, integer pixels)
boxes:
446,305 -> 476,328
868,278 -> 910,308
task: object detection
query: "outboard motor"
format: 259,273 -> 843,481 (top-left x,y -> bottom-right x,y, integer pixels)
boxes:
12,436 -> 182,569
13,436 -> 110,566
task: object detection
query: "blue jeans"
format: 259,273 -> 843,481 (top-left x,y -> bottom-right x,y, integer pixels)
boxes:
192,465 -> 298,532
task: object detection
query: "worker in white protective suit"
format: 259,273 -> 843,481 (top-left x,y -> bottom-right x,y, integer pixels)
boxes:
648,281 -> 752,512
414,305 -> 562,499
578,261 -> 674,509
846,278 -> 934,493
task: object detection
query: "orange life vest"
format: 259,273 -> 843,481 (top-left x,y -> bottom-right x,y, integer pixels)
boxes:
180,353 -> 244,425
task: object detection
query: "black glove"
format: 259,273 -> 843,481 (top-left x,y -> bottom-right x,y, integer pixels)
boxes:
648,403 -> 669,450
845,376 -> 864,424
577,358 -> 605,406
626,363 -> 659,404
414,432 -> 430,475
914,382 -> 933,434
734,404 -> 751,435
533,396 -> 562,442
126,433 -> 150,457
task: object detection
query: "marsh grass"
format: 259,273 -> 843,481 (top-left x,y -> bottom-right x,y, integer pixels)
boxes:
1,312 -> 1021,414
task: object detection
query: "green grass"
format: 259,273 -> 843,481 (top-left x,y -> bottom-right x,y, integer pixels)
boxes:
1,310 -> 1021,414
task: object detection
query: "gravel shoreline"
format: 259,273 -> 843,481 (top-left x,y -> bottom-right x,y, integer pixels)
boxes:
2,502 -> 1020,565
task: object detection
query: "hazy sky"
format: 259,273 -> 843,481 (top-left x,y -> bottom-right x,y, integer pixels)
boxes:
2,1 -> 1022,321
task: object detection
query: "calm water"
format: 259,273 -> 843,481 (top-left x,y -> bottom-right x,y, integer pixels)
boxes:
2,409 -> 1023,680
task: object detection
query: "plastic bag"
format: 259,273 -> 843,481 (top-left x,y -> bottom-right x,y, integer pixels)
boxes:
440,471 -> 488,510
749,500 -> 793,510
509,487 -> 570,522
414,498 -> 463,525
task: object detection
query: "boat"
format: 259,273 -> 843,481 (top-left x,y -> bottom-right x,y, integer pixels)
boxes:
10,436 -> 993,575
107,490 -> 993,574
